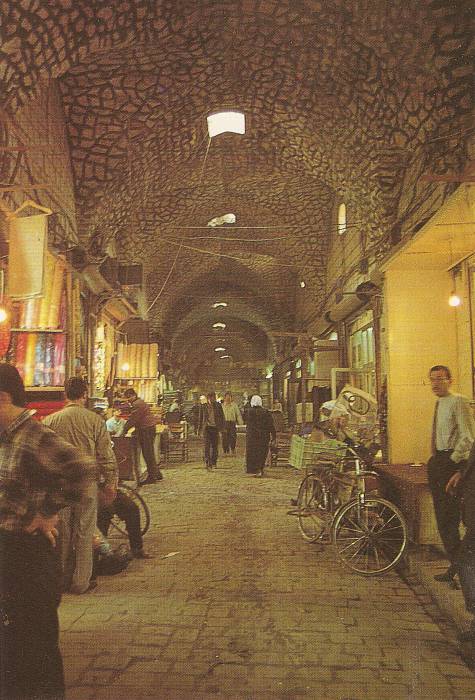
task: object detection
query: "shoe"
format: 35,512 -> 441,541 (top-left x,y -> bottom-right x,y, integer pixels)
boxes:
434,567 -> 456,583
132,549 -> 153,559
254,470 -> 264,478
155,472 -> 164,481
70,579 -> 97,594
141,477 -> 158,485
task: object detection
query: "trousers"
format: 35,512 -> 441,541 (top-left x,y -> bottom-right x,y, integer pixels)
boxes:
0,530 -> 65,700
427,451 -> 463,565
97,490 -> 143,552
59,483 -> 97,594
136,427 -> 160,479
204,426 -> 220,466
458,468 -> 475,615
222,421 -> 237,453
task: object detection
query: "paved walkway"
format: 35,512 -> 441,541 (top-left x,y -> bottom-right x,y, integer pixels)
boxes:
61,438 -> 474,700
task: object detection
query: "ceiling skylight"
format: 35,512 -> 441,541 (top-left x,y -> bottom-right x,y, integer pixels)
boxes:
207,111 -> 245,138
207,213 -> 236,227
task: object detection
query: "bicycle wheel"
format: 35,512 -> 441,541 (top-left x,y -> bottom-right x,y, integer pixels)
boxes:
332,497 -> 407,575
297,474 -> 327,543
110,483 -> 151,538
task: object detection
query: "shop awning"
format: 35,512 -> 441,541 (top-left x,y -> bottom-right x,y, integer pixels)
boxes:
382,184 -> 475,272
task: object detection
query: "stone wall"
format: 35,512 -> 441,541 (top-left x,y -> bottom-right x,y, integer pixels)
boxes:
0,80 -> 77,249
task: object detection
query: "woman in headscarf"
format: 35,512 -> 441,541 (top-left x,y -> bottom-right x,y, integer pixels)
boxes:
245,395 -> 276,477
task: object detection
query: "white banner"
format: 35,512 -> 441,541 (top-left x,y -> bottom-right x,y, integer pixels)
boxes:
8,213 -> 47,298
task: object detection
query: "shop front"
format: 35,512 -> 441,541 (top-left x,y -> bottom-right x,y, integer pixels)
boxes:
377,183 -> 475,546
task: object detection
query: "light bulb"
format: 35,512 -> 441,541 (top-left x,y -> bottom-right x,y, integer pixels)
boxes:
300,281 -> 306,288
121,362 -> 130,372
0,307 -> 8,323
448,292 -> 461,307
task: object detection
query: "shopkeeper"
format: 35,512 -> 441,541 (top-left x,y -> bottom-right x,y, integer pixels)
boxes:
123,388 -> 164,484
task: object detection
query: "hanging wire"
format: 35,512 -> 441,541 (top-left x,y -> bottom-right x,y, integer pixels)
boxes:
146,136 -> 213,314
155,236 -> 297,267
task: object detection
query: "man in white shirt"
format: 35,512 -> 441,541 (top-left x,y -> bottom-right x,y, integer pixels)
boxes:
221,392 -> 243,456
428,365 -> 475,584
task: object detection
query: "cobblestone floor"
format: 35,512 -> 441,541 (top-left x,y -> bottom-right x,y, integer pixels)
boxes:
60,437 -> 474,700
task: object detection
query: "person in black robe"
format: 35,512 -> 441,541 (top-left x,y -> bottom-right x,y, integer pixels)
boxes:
245,395 -> 276,477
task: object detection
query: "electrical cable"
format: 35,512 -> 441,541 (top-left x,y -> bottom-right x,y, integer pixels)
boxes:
146,136 -> 212,314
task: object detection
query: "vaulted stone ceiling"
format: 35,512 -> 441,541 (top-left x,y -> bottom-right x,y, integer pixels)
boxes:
1,0 -> 472,382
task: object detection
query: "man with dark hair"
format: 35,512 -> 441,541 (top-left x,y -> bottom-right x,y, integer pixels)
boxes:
198,391 -> 225,469
428,365 -> 475,583
123,388 -> 163,484
44,377 -> 118,594
0,364 -> 94,699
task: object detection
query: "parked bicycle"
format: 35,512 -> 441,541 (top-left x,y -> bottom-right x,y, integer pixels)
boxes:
291,442 -> 408,576
108,482 -> 151,538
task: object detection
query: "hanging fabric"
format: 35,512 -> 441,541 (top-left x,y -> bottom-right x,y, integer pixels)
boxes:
8,213 -> 48,299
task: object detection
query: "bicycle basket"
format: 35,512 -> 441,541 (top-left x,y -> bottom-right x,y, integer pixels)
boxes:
289,435 -> 347,469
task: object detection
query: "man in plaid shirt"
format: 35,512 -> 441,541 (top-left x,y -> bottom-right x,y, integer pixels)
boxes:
0,364 -> 94,700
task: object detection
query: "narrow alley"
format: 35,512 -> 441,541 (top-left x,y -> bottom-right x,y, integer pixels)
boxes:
60,438 -> 474,700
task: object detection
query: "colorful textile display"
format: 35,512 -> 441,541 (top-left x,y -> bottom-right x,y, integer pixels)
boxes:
53,334 -> 65,386
12,255 -> 65,331
24,332 -> 37,386
14,334 -> 27,379
44,335 -> 55,386
38,253 -> 55,328
33,334 -> 47,386
47,258 -> 65,329
116,342 -> 159,379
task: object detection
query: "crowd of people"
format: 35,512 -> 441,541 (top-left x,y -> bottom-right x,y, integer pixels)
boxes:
1,363 -> 473,698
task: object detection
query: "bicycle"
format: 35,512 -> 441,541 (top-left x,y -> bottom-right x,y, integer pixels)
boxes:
293,444 -> 408,576
109,481 -> 151,538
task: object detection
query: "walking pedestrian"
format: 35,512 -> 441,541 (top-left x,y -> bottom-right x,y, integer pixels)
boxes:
123,388 -> 163,484
0,365 -> 93,700
198,391 -> 225,469
188,397 -> 200,435
245,395 -> 276,477
427,365 -> 475,583
44,377 -> 118,594
222,392 -> 243,456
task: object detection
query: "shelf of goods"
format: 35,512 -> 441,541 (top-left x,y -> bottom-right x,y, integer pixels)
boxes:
5,253 -> 67,389
115,342 -> 158,403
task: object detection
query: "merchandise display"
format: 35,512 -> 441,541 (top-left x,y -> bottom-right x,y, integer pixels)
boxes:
6,253 -> 67,388
115,342 -> 159,404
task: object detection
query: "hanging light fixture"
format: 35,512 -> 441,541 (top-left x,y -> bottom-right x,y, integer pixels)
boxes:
121,362 -> 130,372
448,246 -> 461,307
448,292 -> 461,307
214,346 -> 226,352
213,322 -> 226,329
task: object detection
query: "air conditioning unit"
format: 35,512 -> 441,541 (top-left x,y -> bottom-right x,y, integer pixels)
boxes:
118,263 -> 143,286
